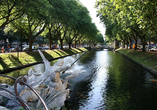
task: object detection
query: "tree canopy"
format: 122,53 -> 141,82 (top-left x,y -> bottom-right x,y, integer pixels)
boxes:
95,0 -> 157,51
1,0 -> 105,51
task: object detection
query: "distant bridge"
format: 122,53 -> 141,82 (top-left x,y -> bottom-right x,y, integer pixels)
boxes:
87,46 -> 114,51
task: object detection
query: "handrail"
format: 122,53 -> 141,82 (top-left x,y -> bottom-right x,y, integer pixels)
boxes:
0,74 -> 49,110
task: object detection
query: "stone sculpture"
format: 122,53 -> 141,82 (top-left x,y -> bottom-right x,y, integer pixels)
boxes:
0,50 -> 80,110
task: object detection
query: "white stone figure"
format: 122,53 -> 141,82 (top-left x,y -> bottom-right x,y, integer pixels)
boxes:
0,50 -> 80,110
24,50 -> 71,89
49,72 -> 79,91
18,50 -> 79,109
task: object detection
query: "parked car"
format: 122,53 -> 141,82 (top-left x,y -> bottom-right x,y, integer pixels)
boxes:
148,46 -> 153,51
149,47 -> 157,51
9,47 -> 16,52
137,45 -> 143,49
38,46 -> 49,50
43,46 -> 49,50
63,45 -> 68,49
22,47 -> 29,51
22,45 -> 29,51
38,47 -> 44,50
22,45 -> 38,51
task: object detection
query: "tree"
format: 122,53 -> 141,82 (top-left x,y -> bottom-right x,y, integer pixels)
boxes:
35,35 -> 47,47
0,27 -> 6,42
95,32 -> 104,44
4,0 -> 52,51
95,0 -> 154,51
0,0 -> 25,30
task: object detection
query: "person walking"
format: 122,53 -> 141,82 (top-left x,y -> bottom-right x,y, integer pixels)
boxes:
2,46 -> 4,53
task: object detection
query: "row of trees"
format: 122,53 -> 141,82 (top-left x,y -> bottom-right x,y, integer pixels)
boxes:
0,0 -> 104,51
95,0 -> 157,51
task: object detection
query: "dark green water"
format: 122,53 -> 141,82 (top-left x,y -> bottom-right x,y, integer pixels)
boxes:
63,50 -> 157,110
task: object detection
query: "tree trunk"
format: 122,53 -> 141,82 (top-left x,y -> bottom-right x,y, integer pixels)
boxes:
122,40 -> 125,48
75,40 -> 77,48
68,43 -> 71,49
126,39 -> 129,49
134,38 -> 137,50
129,37 -> 132,49
48,25 -> 53,50
20,38 -> 23,51
79,41 -> 81,47
60,39 -> 63,50
29,38 -> 33,52
49,38 -> 52,50
142,36 -> 146,51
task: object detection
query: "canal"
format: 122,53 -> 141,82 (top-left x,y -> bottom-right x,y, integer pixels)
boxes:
63,49 -> 157,110
3,49 -> 157,110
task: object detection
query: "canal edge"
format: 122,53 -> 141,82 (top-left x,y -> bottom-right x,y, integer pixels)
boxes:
116,51 -> 157,77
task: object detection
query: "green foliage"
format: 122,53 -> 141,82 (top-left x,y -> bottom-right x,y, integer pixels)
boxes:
0,96 -> 8,106
149,35 -> 157,43
1,0 -> 103,51
95,0 -> 157,50
0,27 -> 6,41
18,107 -> 25,110
95,32 -> 104,43
34,35 -> 47,46
0,0 -> 24,29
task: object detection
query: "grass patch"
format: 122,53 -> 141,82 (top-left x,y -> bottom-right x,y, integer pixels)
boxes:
153,67 -> 157,71
116,49 -> 157,68
0,48 -> 87,72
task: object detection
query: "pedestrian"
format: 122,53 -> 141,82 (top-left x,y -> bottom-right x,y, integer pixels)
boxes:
2,46 -> 4,53
16,46 -> 18,51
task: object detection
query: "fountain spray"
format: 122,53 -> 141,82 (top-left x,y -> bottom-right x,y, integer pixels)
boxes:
62,51 -> 87,74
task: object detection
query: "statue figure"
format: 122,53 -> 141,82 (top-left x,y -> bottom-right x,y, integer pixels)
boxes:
0,50 -> 86,110
18,50 -> 79,109
24,50 -> 72,89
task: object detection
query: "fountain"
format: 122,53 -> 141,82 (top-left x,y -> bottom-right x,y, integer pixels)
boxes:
0,50 -> 86,110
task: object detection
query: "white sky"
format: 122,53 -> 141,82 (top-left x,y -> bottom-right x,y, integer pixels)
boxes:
79,0 -> 106,37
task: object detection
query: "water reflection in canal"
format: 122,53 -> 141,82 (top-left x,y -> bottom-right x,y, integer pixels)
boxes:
3,49 -> 157,110
64,50 -> 157,110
